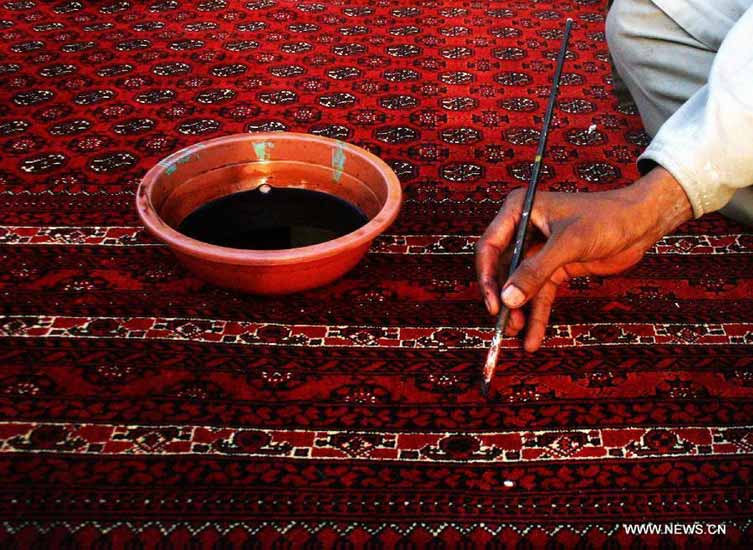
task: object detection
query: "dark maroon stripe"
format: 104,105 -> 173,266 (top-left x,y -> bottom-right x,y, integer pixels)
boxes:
2,395 -> 752,431
0,453 -> 749,493
2,337 -> 750,377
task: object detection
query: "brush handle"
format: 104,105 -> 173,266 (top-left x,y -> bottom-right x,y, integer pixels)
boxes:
483,18 -> 573,394
507,18 -> 573,279
494,305 -> 511,334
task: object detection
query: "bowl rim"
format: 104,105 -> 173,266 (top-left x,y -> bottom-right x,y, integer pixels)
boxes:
136,132 -> 402,266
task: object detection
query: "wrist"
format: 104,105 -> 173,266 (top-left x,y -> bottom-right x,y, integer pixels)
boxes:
624,166 -> 694,239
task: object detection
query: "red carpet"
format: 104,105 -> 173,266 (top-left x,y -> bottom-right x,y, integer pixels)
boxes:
1,0 -> 752,547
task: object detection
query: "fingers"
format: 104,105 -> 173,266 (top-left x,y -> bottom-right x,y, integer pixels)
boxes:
476,244 -> 501,315
475,191 -> 524,315
501,232 -> 581,310
524,279 -> 559,352
505,308 -> 525,336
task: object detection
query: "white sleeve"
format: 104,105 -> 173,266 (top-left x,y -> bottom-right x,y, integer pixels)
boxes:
638,6 -> 753,217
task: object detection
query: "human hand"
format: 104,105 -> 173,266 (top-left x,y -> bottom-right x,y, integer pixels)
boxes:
475,166 -> 693,352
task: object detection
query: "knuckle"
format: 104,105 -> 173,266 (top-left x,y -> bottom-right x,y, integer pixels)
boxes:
505,188 -> 525,206
516,259 -> 541,283
478,275 -> 495,287
509,188 -> 524,199
541,292 -> 556,307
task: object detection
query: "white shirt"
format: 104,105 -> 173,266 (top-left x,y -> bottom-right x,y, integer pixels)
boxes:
639,1 -> 753,217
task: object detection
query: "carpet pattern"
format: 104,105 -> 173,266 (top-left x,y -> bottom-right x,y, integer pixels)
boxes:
0,0 -> 752,547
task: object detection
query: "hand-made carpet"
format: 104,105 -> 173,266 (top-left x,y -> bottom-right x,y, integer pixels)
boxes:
0,0 -> 751,547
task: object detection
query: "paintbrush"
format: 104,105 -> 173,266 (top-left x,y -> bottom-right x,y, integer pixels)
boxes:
481,18 -> 574,397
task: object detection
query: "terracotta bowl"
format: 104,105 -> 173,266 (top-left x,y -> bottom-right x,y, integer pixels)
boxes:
137,133 -> 402,294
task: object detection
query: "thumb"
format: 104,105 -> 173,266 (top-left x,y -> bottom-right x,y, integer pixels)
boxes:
501,233 -> 580,308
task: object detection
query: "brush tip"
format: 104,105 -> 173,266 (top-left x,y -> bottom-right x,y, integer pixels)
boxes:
480,379 -> 490,397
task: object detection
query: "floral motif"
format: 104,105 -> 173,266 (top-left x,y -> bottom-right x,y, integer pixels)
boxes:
326,432 -> 390,458
330,383 -> 392,404
212,430 -> 291,455
121,427 -> 181,452
422,435 -> 502,461
8,425 -> 85,452
628,429 -> 694,456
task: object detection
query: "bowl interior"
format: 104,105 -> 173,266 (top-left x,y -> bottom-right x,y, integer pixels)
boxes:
149,135 -> 391,233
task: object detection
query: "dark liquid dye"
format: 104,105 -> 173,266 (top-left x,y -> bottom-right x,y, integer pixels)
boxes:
178,186 -> 369,250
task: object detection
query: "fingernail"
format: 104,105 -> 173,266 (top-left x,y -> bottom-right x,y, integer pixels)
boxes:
501,285 -> 525,308
483,295 -> 491,313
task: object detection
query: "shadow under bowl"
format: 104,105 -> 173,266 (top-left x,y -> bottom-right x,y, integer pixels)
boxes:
136,132 -> 402,294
